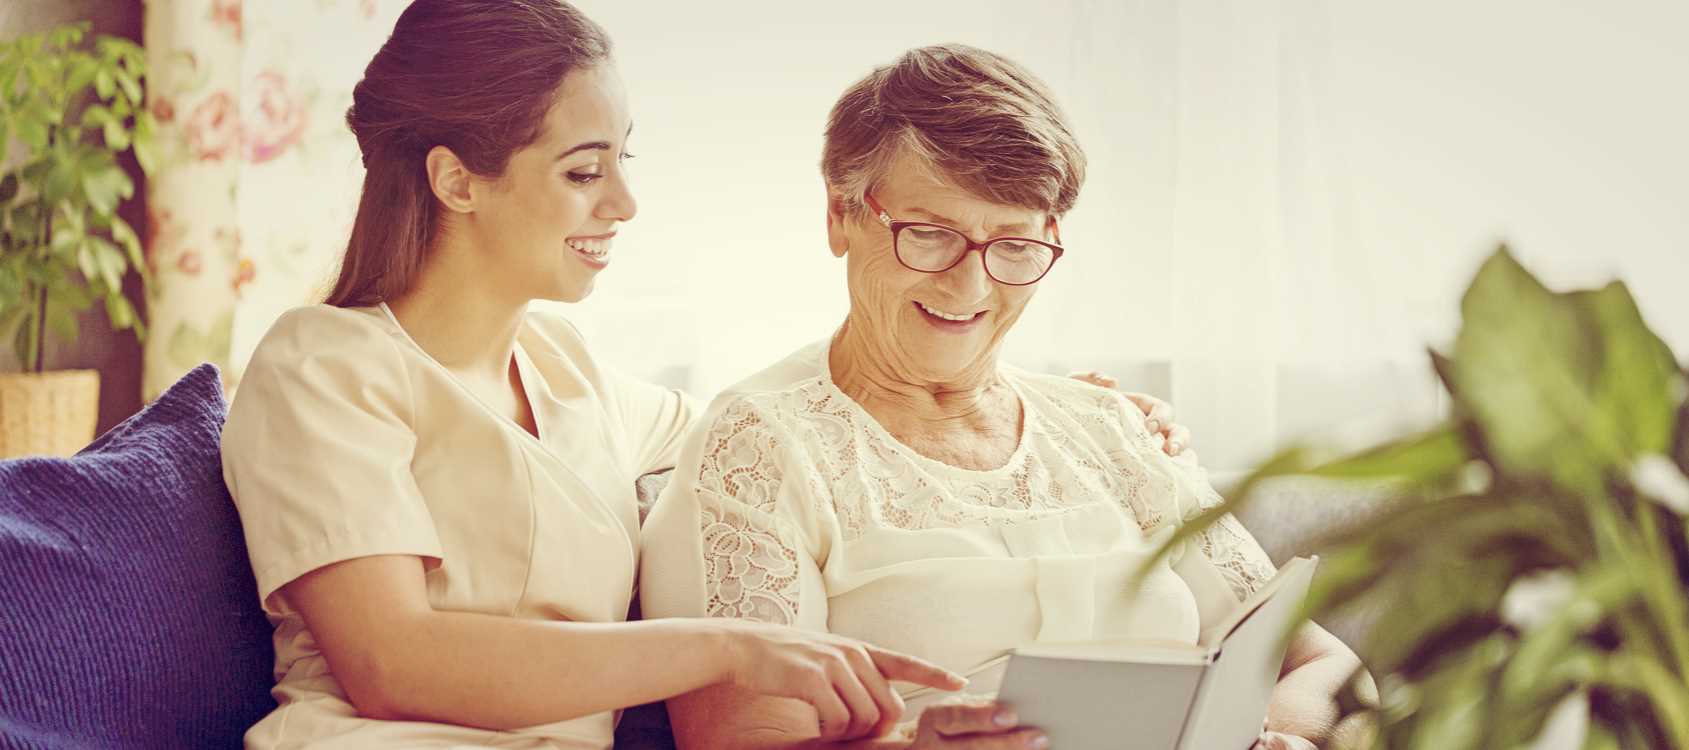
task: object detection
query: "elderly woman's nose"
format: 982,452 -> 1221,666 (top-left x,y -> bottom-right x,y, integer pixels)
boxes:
935,251 -> 993,299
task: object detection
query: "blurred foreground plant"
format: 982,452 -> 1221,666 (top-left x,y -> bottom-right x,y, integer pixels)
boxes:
1165,247 -> 1689,749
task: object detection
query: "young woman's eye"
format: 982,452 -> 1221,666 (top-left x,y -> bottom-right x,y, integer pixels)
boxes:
567,170 -> 603,185
619,151 -> 636,163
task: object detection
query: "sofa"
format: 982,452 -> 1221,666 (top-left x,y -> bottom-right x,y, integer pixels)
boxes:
0,365 -> 1386,749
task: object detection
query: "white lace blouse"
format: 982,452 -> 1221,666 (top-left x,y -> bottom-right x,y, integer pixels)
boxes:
639,339 -> 1278,706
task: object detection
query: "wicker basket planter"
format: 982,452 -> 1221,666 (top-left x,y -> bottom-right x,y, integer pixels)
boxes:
0,370 -> 101,458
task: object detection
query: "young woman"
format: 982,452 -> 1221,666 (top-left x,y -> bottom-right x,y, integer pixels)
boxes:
220,2 -> 1191,749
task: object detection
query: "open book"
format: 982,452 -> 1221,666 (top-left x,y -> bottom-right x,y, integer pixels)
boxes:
995,556 -> 1318,750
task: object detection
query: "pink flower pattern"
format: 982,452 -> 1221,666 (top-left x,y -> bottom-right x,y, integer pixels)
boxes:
185,91 -> 240,161
242,71 -> 307,164
209,0 -> 242,42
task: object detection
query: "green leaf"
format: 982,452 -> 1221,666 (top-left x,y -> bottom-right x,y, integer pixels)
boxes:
46,23 -> 87,50
1674,386 -> 1689,475
109,215 -> 143,271
94,69 -> 114,100
0,271 -> 20,311
80,103 -> 112,128
89,236 -> 125,291
24,58 -> 55,94
1310,426 -> 1469,484
1572,282 -> 1683,459
75,238 -> 99,282
112,69 -> 142,106
14,116 -> 48,149
1500,563 -> 1638,702
48,270 -> 93,309
13,310 -> 34,371
102,117 -> 130,151
0,53 -> 22,97
7,198 -> 42,244
45,299 -> 78,343
1581,723 -> 1622,750
81,164 -> 132,217
64,56 -> 97,95
50,218 -> 82,253
104,293 -> 137,332
131,110 -> 159,175
1451,248 -> 1620,493
43,158 -> 80,204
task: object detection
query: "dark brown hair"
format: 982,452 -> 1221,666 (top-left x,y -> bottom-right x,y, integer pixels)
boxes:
822,43 -> 1086,219
325,0 -> 612,308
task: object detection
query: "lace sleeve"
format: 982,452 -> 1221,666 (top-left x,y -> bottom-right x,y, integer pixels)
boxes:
1184,469 -> 1278,601
1092,388 -> 1277,601
693,398 -> 808,625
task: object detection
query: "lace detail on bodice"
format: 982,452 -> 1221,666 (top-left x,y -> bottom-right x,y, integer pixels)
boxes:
689,372 -> 1277,623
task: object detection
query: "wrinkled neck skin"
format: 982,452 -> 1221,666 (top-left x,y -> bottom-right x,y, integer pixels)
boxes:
828,316 -> 1021,447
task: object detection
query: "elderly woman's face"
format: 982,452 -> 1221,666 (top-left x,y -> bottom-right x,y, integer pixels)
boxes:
831,153 -> 1053,382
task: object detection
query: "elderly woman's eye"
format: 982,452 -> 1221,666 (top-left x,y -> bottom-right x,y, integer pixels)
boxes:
904,227 -> 958,248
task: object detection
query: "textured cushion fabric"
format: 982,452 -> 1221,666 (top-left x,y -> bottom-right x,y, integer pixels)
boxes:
0,364 -> 275,749
1232,476 -> 1398,649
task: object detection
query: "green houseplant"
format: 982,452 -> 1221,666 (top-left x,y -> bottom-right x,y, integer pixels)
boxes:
0,22 -> 154,457
1161,247 -> 1689,748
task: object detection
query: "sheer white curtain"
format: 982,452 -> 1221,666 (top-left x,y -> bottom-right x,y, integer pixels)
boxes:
555,0 -> 1689,474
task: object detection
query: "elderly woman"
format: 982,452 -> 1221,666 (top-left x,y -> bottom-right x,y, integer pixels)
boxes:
640,44 -> 1369,750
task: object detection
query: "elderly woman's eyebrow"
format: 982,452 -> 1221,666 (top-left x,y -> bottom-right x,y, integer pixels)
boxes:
906,206 -> 1034,235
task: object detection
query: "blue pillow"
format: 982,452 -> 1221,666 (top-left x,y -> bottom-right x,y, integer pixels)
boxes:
0,364 -> 275,749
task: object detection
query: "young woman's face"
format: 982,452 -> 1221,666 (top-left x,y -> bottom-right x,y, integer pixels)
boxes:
465,63 -> 637,303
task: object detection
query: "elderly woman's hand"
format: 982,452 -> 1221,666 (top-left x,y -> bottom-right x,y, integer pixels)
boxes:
1066,372 -> 1192,457
905,701 -> 1049,750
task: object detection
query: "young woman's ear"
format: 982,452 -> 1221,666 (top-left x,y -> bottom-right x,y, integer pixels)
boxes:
425,145 -> 476,213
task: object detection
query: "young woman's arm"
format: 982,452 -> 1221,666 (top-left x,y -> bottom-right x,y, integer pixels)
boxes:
285,553 -> 960,731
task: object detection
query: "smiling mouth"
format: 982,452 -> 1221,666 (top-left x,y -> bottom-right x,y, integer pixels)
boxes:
914,301 -> 985,325
566,235 -> 613,263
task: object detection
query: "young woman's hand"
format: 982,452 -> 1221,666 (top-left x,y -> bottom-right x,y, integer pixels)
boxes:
1067,371 -> 1192,457
906,701 -> 1049,750
719,620 -> 967,741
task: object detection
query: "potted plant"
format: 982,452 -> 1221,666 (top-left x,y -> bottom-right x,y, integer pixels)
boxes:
1161,247 -> 1689,748
0,22 -> 155,457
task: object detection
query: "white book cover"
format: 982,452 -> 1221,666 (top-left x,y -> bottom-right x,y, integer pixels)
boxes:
994,556 -> 1319,750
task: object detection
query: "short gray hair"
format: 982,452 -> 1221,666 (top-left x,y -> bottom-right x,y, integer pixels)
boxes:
821,43 -> 1087,219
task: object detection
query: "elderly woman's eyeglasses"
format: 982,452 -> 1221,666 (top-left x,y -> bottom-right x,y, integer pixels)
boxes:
863,193 -> 1065,286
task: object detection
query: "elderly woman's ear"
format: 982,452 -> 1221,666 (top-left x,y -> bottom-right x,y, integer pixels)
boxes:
826,195 -> 852,258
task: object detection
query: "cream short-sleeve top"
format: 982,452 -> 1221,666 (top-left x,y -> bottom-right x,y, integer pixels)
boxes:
222,304 -> 696,749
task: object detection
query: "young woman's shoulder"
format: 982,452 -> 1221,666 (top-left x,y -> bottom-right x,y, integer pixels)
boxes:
235,304 -> 415,415
247,304 -> 402,369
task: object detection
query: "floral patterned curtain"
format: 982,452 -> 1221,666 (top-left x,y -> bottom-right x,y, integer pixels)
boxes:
140,0 -> 405,398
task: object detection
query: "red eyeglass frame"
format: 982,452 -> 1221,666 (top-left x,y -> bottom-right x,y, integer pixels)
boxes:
862,192 -> 1065,286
